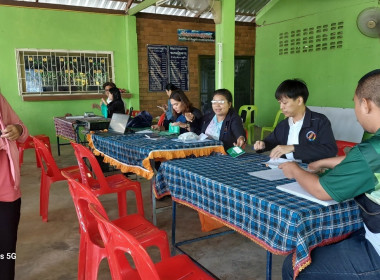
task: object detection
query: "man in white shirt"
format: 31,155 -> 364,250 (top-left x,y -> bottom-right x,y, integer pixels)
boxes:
254,79 -> 337,163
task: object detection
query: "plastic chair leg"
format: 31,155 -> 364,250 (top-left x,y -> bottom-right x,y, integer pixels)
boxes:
39,174 -> 46,218
34,149 -> 42,168
153,232 -> 171,260
77,234 -> 87,280
84,243 -> 106,280
18,148 -> 24,167
40,176 -> 53,222
117,192 -> 128,218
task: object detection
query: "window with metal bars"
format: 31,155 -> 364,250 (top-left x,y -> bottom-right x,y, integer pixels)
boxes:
16,49 -> 115,97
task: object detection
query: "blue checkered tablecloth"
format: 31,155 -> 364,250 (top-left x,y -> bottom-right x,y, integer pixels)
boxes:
89,133 -> 225,180
155,153 -> 363,274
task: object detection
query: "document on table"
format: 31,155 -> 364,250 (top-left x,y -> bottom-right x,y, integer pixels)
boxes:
135,129 -> 154,134
171,138 -> 211,143
144,134 -> 162,140
276,182 -> 339,206
263,158 -> 301,169
248,168 -> 286,181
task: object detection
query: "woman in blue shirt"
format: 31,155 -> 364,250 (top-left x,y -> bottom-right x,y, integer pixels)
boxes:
153,89 -> 202,134
157,83 -> 178,121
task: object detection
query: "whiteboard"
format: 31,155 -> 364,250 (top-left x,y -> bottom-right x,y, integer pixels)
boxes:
308,106 -> 364,143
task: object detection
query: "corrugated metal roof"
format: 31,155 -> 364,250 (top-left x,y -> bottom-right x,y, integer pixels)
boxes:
6,0 -> 271,22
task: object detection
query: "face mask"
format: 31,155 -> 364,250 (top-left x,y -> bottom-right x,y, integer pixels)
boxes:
107,98 -> 112,104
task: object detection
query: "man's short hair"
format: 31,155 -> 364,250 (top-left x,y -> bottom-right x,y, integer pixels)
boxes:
275,79 -> 309,104
102,82 -> 116,89
356,69 -> 380,107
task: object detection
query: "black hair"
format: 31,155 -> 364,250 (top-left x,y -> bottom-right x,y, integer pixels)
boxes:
213,88 -> 233,107
275,79 -> 309,104
109,87 -> 122,101
169,89 -> 193,117
356,69 -> 380,107
102,82 -> 116,89
165,83 -> 178,91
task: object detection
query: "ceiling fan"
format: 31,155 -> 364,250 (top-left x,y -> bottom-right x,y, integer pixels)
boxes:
357,7 -> 380,38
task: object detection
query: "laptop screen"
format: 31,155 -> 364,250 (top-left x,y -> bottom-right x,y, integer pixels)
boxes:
108,113 -> 130,134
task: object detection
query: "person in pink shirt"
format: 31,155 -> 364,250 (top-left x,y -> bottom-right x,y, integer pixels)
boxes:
0,92 -> 29,279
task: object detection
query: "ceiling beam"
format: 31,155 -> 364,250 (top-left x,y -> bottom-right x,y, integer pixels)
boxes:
124,0 -> 134,13
0,0 -> 125,15
127,0 -> 158,16
127,2 -> 255,18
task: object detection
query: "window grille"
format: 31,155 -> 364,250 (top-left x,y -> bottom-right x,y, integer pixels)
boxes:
16,49 -> 114,96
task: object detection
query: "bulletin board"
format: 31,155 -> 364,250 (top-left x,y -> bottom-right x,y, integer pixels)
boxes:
148,45 -> 189,91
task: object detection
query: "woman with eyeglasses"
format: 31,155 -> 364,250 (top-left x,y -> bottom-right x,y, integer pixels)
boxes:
152,89 -> 202,134
201,89 -> 246,150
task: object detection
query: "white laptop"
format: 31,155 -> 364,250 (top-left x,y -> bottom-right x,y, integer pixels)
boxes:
97,113 -> 131,136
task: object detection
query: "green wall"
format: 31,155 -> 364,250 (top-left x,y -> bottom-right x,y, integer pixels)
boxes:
0,6 -> 139,142
255,0 -> 380,126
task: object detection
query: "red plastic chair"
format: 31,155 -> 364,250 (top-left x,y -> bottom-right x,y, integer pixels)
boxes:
32,137 -> 81,222
336,140 -> 357,156
89,202 -> 215,280
18,134 -> 51,167
70,142 -> 144,218
63,177 -> 170,280
157,113 -> 166,127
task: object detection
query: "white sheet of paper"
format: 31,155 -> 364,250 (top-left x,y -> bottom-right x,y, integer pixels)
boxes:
135,129 -> 154,134
276,182 -> 339,206
171,138 -> 211,143
263,158 -> 301,169
198,133 -> 209,141
248,169 -> 286,181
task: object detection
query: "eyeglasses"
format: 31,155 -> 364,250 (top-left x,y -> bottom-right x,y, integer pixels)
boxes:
211,100 -> 226,104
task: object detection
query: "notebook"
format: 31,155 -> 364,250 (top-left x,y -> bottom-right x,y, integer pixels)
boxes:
95,113 -> 131,136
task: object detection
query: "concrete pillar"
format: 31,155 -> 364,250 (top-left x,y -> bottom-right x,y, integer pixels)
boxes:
215,0 -> 235,98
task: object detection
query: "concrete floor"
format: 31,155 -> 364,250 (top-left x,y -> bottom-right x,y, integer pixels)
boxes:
15,140 -> 286,280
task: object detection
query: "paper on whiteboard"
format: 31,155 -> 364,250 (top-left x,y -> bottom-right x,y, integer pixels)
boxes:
277,182 -> 339,206
248,168 -> 286,181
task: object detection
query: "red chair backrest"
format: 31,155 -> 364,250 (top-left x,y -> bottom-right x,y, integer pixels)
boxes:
17,136 -> 34,149
157,113 -> 166,127
89,203 -> 160,280
70,143 -> 112,192
336,140 -> 357,156
66,178 -> 109,245
33,137 -> 60,177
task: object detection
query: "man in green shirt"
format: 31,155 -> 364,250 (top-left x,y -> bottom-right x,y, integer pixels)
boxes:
281,69 -> 380,280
